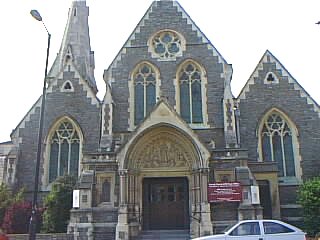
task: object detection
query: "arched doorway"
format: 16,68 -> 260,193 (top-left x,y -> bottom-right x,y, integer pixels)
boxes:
116,124 -> 212,239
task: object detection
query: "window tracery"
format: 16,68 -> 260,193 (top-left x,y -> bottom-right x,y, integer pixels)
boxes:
149,30 -> 185,60
264,72 -> 279,84
260,113 -> 296,177
178,61 -> 204,124
61,81 -> 74,92
48,119 -> 81,183
133,62 -> 158,125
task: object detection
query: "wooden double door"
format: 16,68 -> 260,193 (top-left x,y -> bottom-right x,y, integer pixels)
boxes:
143,177 -> 189,230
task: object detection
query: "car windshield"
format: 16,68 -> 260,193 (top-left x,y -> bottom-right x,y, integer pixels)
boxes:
223,223 -> 236,233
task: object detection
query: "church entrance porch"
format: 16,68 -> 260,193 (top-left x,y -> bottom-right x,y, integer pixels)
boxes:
142,177 -> 189,230
116,124 -> 213,239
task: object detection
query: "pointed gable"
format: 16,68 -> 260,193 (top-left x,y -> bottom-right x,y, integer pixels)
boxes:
105,0 -> 232,133
106,0 -> 228,73
47,60 -> 100,107
48,0 -> 97,93
137,98 -> 197,131
238,50 -> 320,118
11,59 -> 101,146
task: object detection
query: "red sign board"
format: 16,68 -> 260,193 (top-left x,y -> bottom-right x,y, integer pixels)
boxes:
208,182 -> 242,202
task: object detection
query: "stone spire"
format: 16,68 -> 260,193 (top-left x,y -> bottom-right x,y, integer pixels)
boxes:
48,0 -> 97,93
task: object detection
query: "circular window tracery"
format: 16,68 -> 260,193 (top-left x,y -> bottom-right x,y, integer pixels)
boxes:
149,30 -> 185,60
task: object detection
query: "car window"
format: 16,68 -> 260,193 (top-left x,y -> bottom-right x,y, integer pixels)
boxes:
229,222 -> 261,236
263,222 -> 295,234
223,223 -> 236,233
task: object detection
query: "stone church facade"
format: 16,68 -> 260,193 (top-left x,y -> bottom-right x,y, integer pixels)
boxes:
0,0 -> 319,239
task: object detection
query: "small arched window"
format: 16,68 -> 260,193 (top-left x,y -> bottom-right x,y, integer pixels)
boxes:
260,112 -> 297,177
178,61 -> 204,124
61,81 -> 74,92
132,62 -> 158,125
101,179 -> 111,202
264,72 -> 279,85
48,119 -> 81,183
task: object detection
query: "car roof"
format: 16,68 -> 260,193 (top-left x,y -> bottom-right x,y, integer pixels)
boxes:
237,219 -> 304,232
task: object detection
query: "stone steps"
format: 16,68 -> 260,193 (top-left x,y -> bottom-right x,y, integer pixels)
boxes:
135,229 -> 190,240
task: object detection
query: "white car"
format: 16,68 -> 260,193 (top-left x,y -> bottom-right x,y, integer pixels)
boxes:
193,219 -> 306,240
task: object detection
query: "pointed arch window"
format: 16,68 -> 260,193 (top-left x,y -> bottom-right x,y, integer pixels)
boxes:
101,179 -> 111,202
264,72 -> 279,84
61,81 -> 74,92
178,61 -> 204,124
133,62 -> 158,125
260,113 -> 296,177
48,120 -> 81,183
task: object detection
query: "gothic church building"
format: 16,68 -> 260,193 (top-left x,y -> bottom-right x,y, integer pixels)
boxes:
1,0 -> 319,239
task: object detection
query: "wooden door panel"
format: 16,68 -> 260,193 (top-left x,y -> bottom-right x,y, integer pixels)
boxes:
143,178 -> 189,230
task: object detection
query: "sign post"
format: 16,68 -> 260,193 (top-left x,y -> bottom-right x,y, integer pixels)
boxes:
73,189 -> 80,208
251,186 -> 260,204
208,182 -> 242,203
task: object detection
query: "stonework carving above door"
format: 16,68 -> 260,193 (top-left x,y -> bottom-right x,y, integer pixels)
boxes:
128,130 -> 196,170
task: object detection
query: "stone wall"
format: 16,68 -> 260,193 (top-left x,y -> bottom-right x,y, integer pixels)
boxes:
238,53 -> 320,180
8,233 -> 72,240
109,0 -> 226,136
14,69 -> 101,195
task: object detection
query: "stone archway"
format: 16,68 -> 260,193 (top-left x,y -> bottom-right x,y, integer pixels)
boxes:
116,125 -> 213,240
127,126 -> 199,170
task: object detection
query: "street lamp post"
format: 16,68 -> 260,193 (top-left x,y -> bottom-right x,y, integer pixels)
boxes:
29,9 -> 51,240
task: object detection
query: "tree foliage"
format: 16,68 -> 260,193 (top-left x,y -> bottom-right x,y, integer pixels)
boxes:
0,184 -> 23,226
2,201 -> 32,234
42,175 -> 76,233
297,177 -> 320,237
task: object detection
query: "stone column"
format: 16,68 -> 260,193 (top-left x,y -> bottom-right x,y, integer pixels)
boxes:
128,172 -> 140,238
116,169 -> 129,240
201,168 -> 209,202
119,169 -> 128,205
190,168 -> 213,238
190,170 -> 200,238
199,168 -> 213,236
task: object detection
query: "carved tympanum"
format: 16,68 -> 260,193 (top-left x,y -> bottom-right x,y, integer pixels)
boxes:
129,133 -> 194,169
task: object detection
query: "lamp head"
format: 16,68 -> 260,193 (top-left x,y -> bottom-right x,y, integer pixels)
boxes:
30,10 -> 42,21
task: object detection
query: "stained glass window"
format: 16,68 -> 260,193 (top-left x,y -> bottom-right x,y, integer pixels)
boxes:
261,113 -> 296,177
48,120 -> 81,183
151,31 -> 184,60
133,63 -> 157,125
178,62 -> 203,124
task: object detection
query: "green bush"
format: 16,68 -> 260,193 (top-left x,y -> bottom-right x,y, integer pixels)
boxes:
297,177 -> 320,237
42,175 -> 76,233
